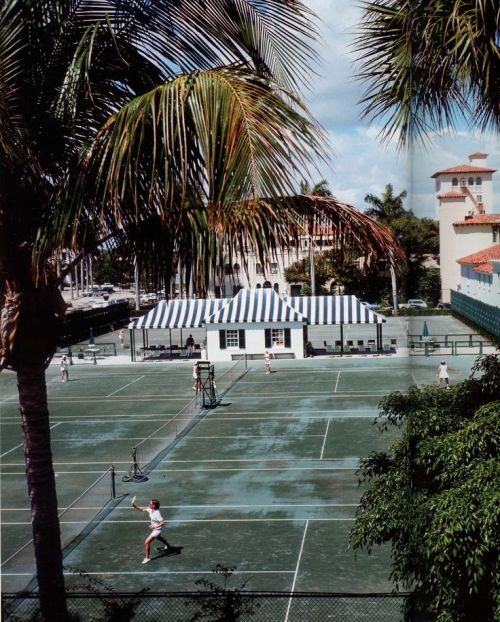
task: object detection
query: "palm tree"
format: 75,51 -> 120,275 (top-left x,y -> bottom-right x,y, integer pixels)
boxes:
364,184 -> 407,223
299,179 -> 333,294
364,184 -> 408,312
0,3 -> 404,619
354,0 -> 500,146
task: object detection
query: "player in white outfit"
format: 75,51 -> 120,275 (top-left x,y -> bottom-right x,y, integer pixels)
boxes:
436,361 -> 456,388
132,498 -> 171,564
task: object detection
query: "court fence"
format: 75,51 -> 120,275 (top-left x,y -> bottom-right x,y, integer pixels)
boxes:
407,333 -> 494,356
2,591 -> 423,622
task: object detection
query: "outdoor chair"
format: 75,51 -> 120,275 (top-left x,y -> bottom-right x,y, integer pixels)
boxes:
383,343 -> 391,353
334,345 -> 342,354
325,344 -> 334,354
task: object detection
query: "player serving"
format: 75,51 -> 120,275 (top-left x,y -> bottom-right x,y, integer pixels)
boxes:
131,497 -> 172,564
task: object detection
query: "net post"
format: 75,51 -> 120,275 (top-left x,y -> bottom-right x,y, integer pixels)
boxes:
110,466 -> 116,499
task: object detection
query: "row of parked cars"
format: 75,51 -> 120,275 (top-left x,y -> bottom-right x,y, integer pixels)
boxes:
361,299 -> 451,310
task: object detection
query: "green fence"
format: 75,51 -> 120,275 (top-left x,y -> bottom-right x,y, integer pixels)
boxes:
2,591 -> 416,622
407,333 -> 489,356
451,291 -> 500,338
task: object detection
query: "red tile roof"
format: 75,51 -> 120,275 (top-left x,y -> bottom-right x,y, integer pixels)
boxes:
453,214 -> 500,226
438,191 -> 466,199
469,152 -> 488,158
431,163 -> 496,177
457,244 -> 500,266
473,262 -> 495,274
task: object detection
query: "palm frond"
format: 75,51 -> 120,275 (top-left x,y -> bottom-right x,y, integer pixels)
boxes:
354,0 -> 500,147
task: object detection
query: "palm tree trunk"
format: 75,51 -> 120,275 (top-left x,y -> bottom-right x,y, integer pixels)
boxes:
17,369 -> 67,621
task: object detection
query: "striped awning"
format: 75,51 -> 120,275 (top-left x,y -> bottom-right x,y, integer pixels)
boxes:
128,298 -> 226,329
285,295 -> 385,324
206,288 -> 305,324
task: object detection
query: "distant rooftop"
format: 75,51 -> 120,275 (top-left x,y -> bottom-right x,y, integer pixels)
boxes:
453,214 -> 500,227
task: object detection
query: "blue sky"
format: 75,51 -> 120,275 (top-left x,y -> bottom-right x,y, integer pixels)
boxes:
302,0 -> 500,218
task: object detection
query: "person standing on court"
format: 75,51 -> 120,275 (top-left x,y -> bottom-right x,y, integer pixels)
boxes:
118,328 -> 125,348
186,334 -> 195,357
436,360 -> 456,388
192,360 -> 201,390
264,351 -> 271,374
60,355 -> 69,382
132,498 -> 172,564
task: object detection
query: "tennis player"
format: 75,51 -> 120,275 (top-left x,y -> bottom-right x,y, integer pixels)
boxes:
132,497 -> 171,564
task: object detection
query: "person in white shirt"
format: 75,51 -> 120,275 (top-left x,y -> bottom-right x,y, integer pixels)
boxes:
132,498 -> 171,564
60,355 -> 69,382
264,351 -> 271,374
436,361 -> 456,388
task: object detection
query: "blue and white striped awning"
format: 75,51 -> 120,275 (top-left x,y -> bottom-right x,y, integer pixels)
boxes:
129,292 -> 384,329
206,288 -> 305,324
285,295 -> 385,324
128,298 -> 226,329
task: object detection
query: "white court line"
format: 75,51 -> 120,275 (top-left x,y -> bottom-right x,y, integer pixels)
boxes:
0,422 -> 62,458
319,418 -> 331,460
0,466 -> 358,476
334,371 -> 341,393
1,518 -> 355,526
1,503 -> 358,511
106,375 -> 145,397
0,457 -> 356,468
3,570 -> 295,577
285,520 -> 309,622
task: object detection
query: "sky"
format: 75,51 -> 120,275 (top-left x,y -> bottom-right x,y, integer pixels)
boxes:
302,0 -> 500,219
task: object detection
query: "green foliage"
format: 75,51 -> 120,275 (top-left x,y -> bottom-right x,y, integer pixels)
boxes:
92,253 -> 133,286
417,267 -> 441,306
355,0 -> 500,146
186,564 -> 259,622
363,186 -> 439,300
351,355 -> 500,621
66,568 -> 147,622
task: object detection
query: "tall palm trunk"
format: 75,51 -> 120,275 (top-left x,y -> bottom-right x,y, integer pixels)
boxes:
1,261 -> 68,620
18,370 -> 67,620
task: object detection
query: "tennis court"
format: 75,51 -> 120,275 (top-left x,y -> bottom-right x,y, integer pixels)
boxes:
0,351 -> 476,600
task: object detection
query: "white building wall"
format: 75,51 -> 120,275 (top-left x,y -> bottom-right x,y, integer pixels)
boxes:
206,321 -> 305,362
436,153 -> 496,302
439,198 -> 469,302
460,263 -> 500,307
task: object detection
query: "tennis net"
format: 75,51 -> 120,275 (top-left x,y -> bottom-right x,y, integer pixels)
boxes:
127,355 -> 248,476
1,467 -> 118,594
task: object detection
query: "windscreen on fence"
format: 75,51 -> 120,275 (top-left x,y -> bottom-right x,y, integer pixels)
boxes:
2,591 -> 412,622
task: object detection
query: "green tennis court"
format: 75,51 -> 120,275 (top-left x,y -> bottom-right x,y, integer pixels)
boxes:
0,354 -> 476,596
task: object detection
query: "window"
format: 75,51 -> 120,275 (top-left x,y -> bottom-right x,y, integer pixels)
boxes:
476,177 -> 482,186
271,328 -> 284,347
468,177 -> 474,186
476,195 -> 482,203
233,263 -> 240,275
226,330 -> 239,348
493,228 -> 498,243
273,283 -> 279,293
256,263 -> 264,275
460,178 -> 466,186
224,263 -> 232,275
452,178 -> 458,186
271,263 -> 278,274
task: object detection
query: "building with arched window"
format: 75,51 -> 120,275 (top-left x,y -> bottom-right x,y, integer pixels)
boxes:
432,152 -> 498,302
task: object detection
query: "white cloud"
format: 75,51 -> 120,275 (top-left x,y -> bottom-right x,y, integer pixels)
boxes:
301,0 -> 500,219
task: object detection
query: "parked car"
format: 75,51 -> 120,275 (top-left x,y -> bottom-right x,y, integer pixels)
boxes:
399,299 -> 428,309
101,283 -> 115,293
437,301 -> 451,309
360,301 -> 381,310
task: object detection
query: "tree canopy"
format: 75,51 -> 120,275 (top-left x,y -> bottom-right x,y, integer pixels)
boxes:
350,354 -> 500,621
354,0 -> 500,146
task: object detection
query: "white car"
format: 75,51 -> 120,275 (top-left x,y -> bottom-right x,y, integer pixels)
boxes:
400,299 -> 428,309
